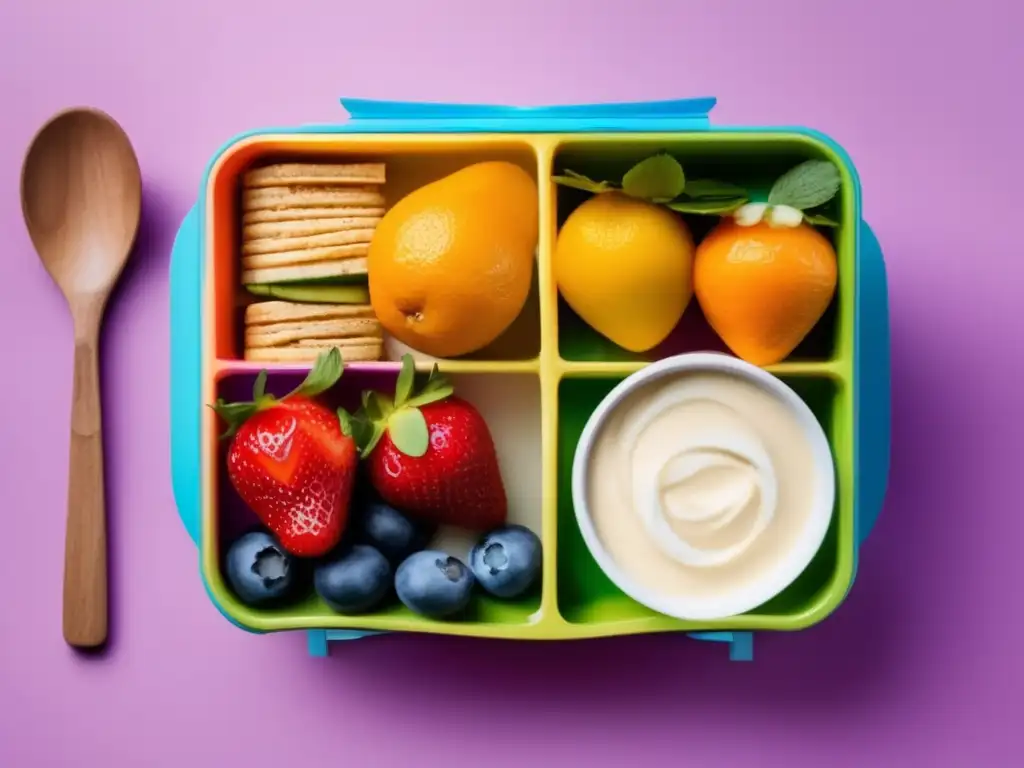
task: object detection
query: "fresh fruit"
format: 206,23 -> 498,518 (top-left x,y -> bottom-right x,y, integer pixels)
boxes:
354,500 -> 433,564
552,154 -> 735,353
224,530 -> 301,607
212,348 -> 357,557
314,544 -> 392,614
469,525 -> 542,599
395,550 -> 475,618
245,283 -> 371,304
368,161 -> 539,358
693,161 -> 842,366
339,354 -> 507,531
554,191 -> 695,352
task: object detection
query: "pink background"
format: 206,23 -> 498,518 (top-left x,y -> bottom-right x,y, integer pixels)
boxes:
1,0 -> 1021,764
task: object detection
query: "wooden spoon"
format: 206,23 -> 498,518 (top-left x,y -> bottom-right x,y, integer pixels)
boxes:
21,108 -> 141,649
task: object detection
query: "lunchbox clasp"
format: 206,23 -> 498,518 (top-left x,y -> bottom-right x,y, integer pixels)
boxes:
335,97 -> 716,133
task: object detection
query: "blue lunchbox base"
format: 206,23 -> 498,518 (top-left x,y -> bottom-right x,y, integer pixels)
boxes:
169,99 -> 890,661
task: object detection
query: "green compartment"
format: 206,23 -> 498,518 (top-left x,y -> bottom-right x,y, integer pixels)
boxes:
555,374 -> 850,631
552,134 -> 851,366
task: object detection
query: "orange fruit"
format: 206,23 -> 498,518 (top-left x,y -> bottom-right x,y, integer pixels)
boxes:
555,192 -> 695,352
368,161 -> 538,358
694,219 -> 837,366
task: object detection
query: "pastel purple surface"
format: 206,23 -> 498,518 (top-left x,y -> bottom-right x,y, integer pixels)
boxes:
1,0 -> 1022,765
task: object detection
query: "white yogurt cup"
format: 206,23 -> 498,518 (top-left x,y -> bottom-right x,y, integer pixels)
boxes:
570,353 -> 836,621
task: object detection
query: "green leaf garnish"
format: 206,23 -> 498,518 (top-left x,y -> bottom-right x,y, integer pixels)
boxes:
621,153 -> 686,202
554,154 -> 745,219
386,408 -> 430,457
682,179 -> 749,199
803,212 -> 839,227
767,160 -> 841,211
666,198 -> 748,214
551,171 -> 613,194
393,354 -> 415,407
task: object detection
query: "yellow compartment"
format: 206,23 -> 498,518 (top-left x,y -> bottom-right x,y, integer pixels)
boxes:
200,131 -> 856,638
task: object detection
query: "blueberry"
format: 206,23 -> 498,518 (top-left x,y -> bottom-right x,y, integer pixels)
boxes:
355,501 -> 432,564
395,551 -> 475,619
314,545 -> 392,614
469,525 -> 542,599
224,531 -> 298,607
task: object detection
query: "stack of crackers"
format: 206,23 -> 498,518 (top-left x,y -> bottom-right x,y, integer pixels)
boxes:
243,302 -> 383,363
239,162 -> 387,362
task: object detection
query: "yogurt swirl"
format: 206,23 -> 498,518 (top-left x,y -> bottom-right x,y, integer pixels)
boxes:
614,378 -> 778,568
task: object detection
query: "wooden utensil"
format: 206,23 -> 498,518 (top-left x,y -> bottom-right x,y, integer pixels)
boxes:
21,108 -> 142,649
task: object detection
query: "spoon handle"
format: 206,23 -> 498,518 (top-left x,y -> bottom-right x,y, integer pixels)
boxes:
63,329 -> 108,649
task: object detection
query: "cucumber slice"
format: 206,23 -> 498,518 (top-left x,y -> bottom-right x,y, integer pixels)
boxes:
268,274 -> 368,286
245,283 -> 371,304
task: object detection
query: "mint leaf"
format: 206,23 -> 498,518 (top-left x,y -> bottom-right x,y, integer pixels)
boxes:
768,160 -> 841,210
387,408 -> 430,458
621,154 -> 685,202
292,347 -> 343,398
666,198 -> 747,214
683,179 -> 748,199
394,354 -> 415,408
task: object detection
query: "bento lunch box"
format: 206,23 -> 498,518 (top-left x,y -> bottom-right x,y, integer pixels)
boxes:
169,97 -> 891,661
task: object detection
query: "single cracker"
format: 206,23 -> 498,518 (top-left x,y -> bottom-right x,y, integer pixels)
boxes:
241,258 -> 368,285
241,243 -> 369,269
245,319 -> 382,348
243,163 -> 386,188
242,216 -> 382,240
242,206 -> 386,225
245,301 -> 376,326
244,342 -> 383,363
295,337 -> 382,348
242,228 -> 376,257
243,186 -> 386,212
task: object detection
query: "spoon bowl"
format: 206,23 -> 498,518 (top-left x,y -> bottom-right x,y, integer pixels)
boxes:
21,107 -> 142,649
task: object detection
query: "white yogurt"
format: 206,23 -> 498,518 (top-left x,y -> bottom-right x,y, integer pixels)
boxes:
571,354 -> 835,621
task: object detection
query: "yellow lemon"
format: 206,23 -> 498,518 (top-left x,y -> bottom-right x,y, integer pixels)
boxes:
554,192 -> 695,352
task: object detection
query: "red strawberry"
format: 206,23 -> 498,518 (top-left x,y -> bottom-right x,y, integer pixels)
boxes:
340,355 -> 507,531
212,348 -> 356,557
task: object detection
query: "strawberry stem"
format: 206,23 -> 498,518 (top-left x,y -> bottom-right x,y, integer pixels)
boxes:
341,353 -> 454,458
211,347 -> 345,439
